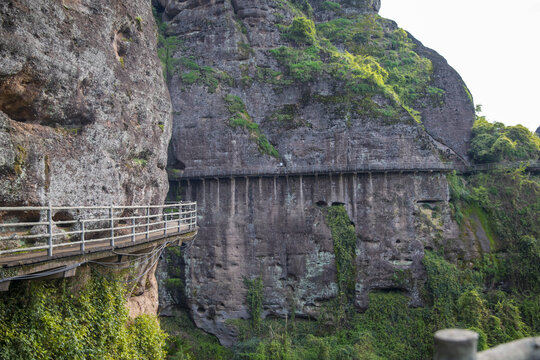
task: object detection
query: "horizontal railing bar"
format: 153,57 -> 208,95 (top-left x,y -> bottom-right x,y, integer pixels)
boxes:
48,202 -> 195,211
0,233 -> 47,241
0,212 -> 194,229
53,220 -> 79,225
0,222 -> 49,228
0,207 -> 48,211
0,245 -> 50,255
0,202 -> 195,212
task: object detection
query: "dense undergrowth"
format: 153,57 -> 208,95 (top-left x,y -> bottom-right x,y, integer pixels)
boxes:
468,115 -> 540,163
0,271 -> 167,360
270,12 -> 437,123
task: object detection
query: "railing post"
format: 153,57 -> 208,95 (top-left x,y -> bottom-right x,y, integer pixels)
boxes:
109,205 -> 115,247
47,202 -> 53,257
132,216 -> 136,242
81,220 -> 85,253
164,207 -> 167,236
145,206 -> 150,239
434,329 -> 478,360
192,202 -> 197,231
178,204 -> 182,231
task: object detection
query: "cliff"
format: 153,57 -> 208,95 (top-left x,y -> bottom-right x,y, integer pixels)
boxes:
0,0 -> 171,208
158,0 -> 477,345
0,0 -> 172,326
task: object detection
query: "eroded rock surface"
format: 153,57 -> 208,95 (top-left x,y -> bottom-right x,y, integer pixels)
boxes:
156,0 -> 476,344
0,0 -> 171,209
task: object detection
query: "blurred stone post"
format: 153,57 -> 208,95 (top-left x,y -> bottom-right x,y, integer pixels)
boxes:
434,329 -> 478,360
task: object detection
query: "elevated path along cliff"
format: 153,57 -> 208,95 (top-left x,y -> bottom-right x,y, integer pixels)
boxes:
168,161 -> 540,180
0,202 -> 197,291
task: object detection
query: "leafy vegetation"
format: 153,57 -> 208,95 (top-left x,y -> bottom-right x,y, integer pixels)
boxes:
178,57 -> 233,93
153,7 -> 231,90
469,117 -> 540,163
163,311 -> 233,360
0,273 -> 167,360
153,7 -> 181,83
270,13 -> 436,123
435,120 -> 540,350
244,277 -> 264,333
225,94 -> 279,158
321,1 -> 341,12
282,17 -> 317,45
325,205 -> 357,301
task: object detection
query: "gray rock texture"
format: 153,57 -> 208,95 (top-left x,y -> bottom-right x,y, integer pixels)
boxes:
410,33 -> 475,161
157,0 -> 477,344
0,0 -> 171,210
178,173 -> 483,345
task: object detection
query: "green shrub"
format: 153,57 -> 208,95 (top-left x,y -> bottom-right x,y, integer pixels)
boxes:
224,94 -> 279,158
162,311 -> 232,360
285,17 -> 317,45
469,118 -> 540,163
0,274 -> 167,360
321,1 -> 341,11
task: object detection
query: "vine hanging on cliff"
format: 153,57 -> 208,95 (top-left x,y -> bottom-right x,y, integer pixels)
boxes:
325,204 -> 357,302
243,276 -> 264,333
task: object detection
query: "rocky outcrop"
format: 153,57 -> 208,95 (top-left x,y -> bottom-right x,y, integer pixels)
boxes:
157,0 -> 477,344
0,0 -> 171,209
410,34 -> 475,161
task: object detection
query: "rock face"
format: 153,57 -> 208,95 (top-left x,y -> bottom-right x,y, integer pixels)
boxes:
157,0 -> 477,345
0,0 -> 171,209
0,0 -> 171,317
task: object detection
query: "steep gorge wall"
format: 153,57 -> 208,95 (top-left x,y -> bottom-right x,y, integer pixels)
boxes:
156,0 -> 477,344
176,173 -> 484,345
0,0 -> 172,316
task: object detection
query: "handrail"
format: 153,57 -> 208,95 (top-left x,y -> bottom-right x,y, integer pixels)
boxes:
0,202 -> 197,258
168,161 -> 540,180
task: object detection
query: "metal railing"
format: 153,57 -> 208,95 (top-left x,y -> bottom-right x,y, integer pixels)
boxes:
168,161 -> 540,180
434,329 -> 540,360
0,202 -> 197,258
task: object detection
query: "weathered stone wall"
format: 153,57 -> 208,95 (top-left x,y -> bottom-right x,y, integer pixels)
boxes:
0,0 -> 171,208
173,173 -> 480,345
157,0 -> 478,344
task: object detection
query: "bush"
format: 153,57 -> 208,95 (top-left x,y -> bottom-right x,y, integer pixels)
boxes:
469,118 -> 540,163
0,274 -> 167,360
285,17 -> 317,45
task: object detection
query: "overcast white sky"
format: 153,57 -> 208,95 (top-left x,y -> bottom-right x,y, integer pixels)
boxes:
380,0 -> 540,133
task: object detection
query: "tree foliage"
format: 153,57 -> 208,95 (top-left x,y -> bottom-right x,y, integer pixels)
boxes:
0,273 -> 167,360
469,117 -> 540,163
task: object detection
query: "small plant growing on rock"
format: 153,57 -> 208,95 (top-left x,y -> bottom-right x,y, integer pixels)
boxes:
135,16 -> 143,31
285,17 -> 317,45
